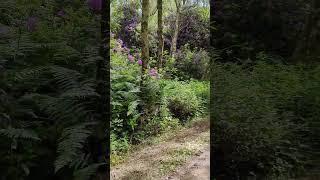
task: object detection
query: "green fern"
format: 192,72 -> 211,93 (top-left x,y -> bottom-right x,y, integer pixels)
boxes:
14,66 -> 50,81
55,122 -> 95,173
72,163 -> 106,180
0,127 -> 40,141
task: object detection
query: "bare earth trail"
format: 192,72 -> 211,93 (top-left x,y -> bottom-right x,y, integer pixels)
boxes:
164,149 -> 210,180
111,119 -> 210,180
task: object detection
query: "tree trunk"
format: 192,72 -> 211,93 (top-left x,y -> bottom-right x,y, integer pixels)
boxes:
170,0 -> 180,58
141,0 -> 150,73
157,0 -> 164,68
138,0 -> 150,126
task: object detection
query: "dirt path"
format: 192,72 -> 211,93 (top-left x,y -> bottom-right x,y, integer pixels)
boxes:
111,119 -> 210,180
163,148 -> 210,180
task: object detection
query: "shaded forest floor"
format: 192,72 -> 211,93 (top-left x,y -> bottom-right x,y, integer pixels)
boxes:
110,119 -> 210,180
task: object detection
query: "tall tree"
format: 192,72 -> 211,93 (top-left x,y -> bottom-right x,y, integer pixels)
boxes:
157,0 -> 164,68
141,0 -> 150,73
170,0 -> 181,58
138,0 -> 150,126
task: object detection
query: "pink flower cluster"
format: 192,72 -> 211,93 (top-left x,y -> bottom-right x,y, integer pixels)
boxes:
113,37 -> 142,66
127,54 -> 142,66
149,68 -> 159,78
128,54 -> 134,62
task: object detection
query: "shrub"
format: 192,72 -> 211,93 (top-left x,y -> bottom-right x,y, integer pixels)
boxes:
165,44 -> 209,80
111,43 -> 141,139
160,80 -> 208,123
212,61 -> 320,179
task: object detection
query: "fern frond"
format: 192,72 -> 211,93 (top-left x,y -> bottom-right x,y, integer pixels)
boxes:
69,153 -> 91,170
73,163 -> 106,180
15,66 -> 50,81
60,86 -> 98,99
50,66 -> 82,91
53,44 -> 81,62
0,127 -> 40,141
80,46 -> 100,67
54,122 -> 95,173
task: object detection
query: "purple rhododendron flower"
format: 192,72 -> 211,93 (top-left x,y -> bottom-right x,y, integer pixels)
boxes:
138,59 -> 142,65
26,17 -> 38,32
126,26 -> 134,32
117,39 -> 123,46
87,0 -> 101,12
128,54 -> 134,62
149,68 -> 158,76
57,10 -> 66,17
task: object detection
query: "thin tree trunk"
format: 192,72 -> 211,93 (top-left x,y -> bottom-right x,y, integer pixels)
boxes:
157,0 -> 164,68
139,0 -> 150,125
141,0 -> 150,73
171,0 -> 180,58
94,0 -> 110,179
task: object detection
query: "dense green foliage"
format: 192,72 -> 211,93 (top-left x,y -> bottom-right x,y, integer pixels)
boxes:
212,60 -> 320,179
211,0 -> 320,179
1,0 -> 319,179
213,0 -> 320,63
0,0 -> 107,179
110,39 -> 209,155
109,0 -> 210,162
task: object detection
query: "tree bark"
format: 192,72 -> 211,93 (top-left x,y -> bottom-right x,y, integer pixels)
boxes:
170,0 -> 180,58
138,0 -> 150,126
157,0 -> 164,68
141,0 -> 150,72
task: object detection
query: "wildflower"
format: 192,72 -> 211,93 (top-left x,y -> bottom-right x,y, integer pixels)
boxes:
117,39 -> 123,46
128,54 -> 134,62
26,17 -> 38,32
57,10 -> 66,17
126,26 -> 134,32
138,59 -> 142,65
87,0 -> 101,12
149,68 -> 158,76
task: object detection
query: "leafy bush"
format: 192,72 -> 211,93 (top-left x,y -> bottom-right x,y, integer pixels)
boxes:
212,61 -> 320,179
111,41 -> 141,142
168,44 -> 209,80
165,7 -> 210,50
160,80 -> 208,123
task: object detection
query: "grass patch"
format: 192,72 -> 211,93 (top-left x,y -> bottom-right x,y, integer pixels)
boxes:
111,153 -> 127,166
158,148 -> 195,175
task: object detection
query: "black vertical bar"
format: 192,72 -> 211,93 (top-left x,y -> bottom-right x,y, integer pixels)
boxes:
96,0 -> 110,179
209,0 -> 215,179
